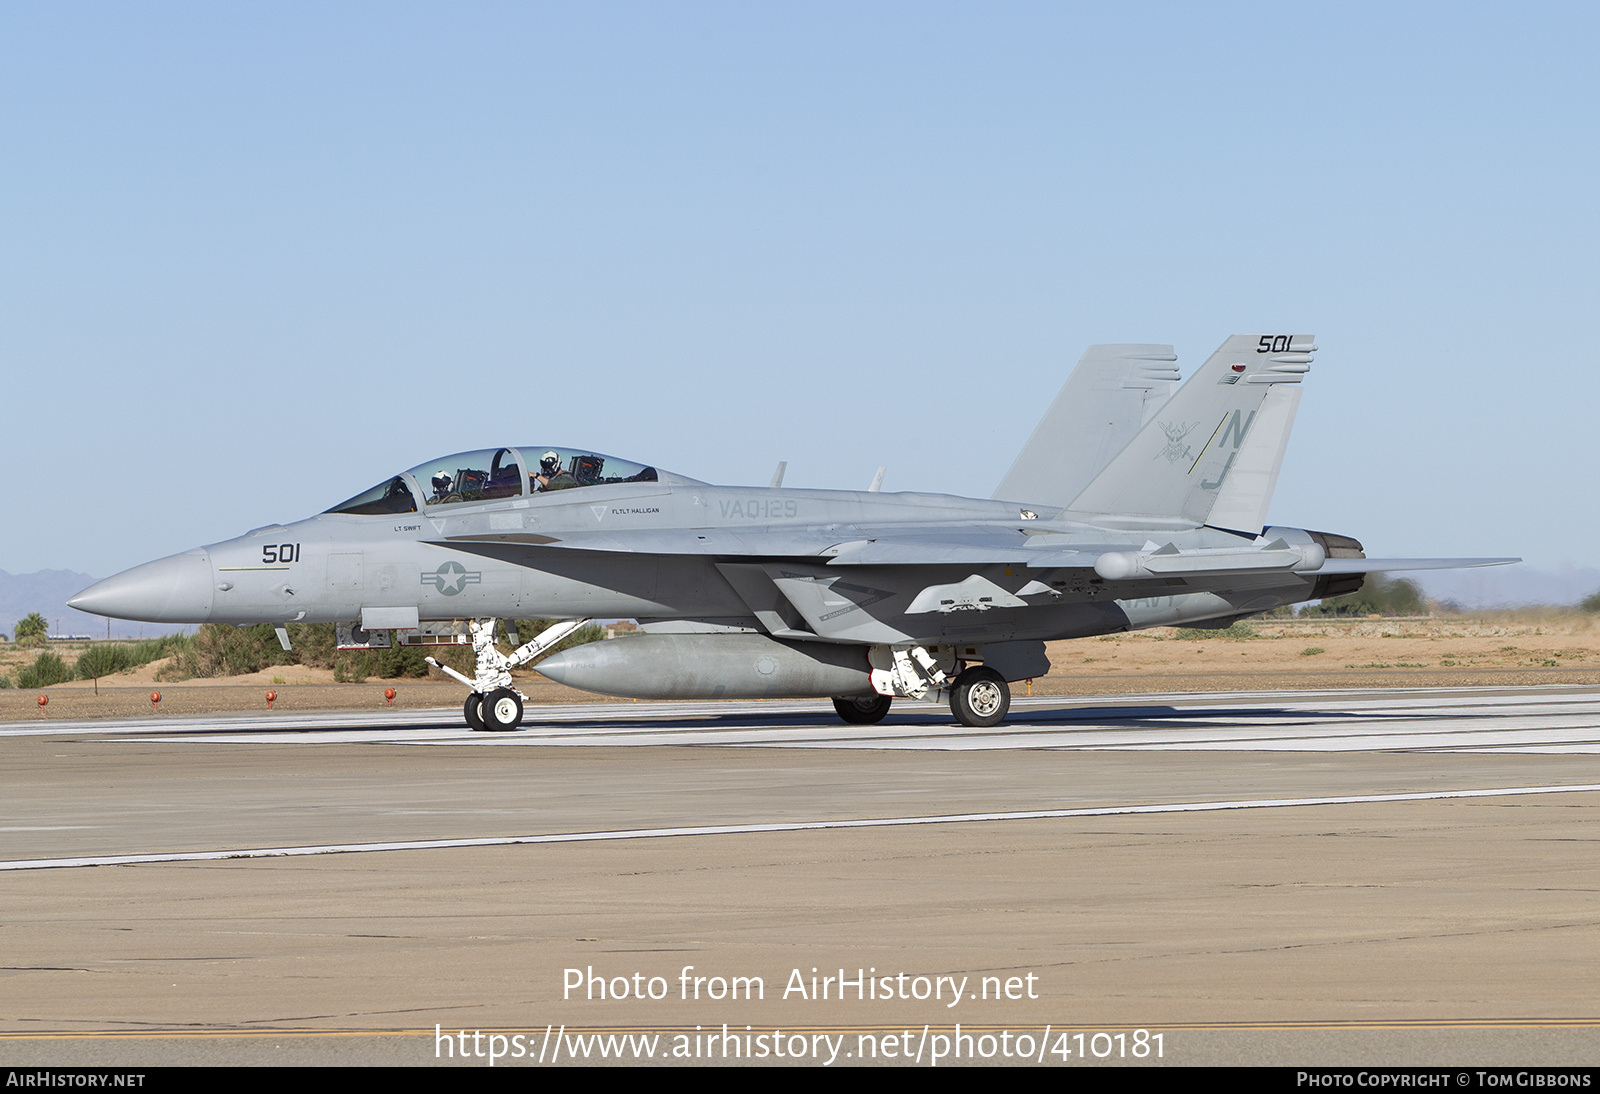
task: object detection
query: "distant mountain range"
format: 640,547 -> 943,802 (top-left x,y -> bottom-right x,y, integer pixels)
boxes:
0,569 -> 190,641
1412,565 -> 1600,611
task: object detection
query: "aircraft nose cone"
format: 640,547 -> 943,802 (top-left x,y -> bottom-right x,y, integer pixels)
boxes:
68,549 -> 215,624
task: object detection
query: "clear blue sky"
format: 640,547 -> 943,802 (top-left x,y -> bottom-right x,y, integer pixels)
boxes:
3,2 -> 1595,577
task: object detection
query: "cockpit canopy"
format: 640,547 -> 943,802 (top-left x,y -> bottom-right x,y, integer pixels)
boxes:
325,446 -> 660,516
410,447 -> 527,507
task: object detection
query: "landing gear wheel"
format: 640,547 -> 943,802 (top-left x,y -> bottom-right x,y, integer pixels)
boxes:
482,687 -> 524,732
950,666 -> 1009,728
464,693 -> 486,731
832,694 -> 893,725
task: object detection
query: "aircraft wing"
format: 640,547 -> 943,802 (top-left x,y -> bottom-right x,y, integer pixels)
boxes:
822,538 -> 1098,567
436,523 -> 1110,567
433,527 -> 1515,578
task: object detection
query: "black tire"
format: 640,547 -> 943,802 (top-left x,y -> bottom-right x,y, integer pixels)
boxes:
482,687 -> 524,732
950,666 -> 1009,728
463,692 -> 486,731
832,694 -> 892,725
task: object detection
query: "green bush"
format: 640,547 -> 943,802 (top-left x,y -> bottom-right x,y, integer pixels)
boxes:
1580,588 -> 1600,613
17,651 -> 73,689
74,643 -> 133,679
74,634 -> 192,681
1174,622 -> 1257,640
1300,575 -> 1427,617
331,643 -> 434,682
128,633 -> 192,662
512,619 -> 606,659
165,623 -> 297,678
155,618 -> 601,680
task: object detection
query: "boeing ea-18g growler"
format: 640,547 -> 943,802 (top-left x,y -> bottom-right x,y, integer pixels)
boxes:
69,334 -> 1514,731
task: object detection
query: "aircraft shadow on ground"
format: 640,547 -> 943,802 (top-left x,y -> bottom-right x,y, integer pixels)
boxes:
121,700 -> 1486,739
434,702 -> 1441,735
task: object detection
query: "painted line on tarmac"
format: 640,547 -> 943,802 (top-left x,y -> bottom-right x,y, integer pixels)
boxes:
4,783 -> 1598,872
9,685 -> 1597,741
66,687 -> 1600,752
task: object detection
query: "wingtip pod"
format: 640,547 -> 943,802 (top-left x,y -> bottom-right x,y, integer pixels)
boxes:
1066,333 -> 1316,530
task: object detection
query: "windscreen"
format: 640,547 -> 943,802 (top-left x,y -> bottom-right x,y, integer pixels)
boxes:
325,476 -> 418,516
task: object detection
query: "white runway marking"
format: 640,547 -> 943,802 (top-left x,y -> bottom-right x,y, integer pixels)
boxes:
11,686 -> 1600,753
118,687 -> 1600,753
6,782 -> 1597,872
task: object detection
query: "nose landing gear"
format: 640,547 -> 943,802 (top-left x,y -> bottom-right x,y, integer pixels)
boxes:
481,688 -> 524,732
428,617 -> 589,731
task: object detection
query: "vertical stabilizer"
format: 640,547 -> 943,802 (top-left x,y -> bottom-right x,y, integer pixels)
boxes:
1203,382 -> 1304,535
992,344 -> 1179,507
1065,334 -> 1315,524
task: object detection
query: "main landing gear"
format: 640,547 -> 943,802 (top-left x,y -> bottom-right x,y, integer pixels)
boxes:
427,617 -> 588,731
836,649 -> 1013,728
949,666 -> 1010,728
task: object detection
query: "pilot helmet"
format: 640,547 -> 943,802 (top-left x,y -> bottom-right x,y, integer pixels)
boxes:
432,472 -> 452,491
540,451 -> 560,472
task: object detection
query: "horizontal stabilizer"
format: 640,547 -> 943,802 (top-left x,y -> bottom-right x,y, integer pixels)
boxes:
1314,557 -> 1520,574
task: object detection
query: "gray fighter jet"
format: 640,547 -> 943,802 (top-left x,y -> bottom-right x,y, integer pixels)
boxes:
69,334 -> 1514,731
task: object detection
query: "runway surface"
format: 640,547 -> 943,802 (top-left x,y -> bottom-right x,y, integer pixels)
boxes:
9,683 -> 1600,752
5,685 -> 1600,1066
